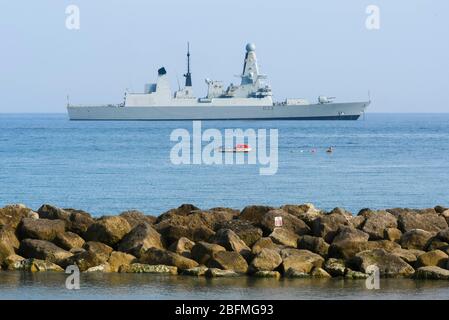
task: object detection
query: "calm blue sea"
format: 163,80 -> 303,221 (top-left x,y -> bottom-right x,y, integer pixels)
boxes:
1,113 -> 448,216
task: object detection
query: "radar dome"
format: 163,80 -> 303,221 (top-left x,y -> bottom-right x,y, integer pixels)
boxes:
246,43 -> 256,52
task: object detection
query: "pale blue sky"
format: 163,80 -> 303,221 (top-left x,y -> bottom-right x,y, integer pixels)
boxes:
0,0 -> 448,113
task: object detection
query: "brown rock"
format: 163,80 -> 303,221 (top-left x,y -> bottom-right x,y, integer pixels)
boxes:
37,204 -> 70,222
0,227 -> 20,264
361,210 -> 397,240
154,214 -> 215,245
281,203 -> 323,227
140,248 -> 198,270
0,204 -> 32,229
2,254 -> 25,270
156,204 -> 201,222
280,249 -> 324,274
311,267 -> 332,278
312,213 -> 351,243
83,241 -> 114,260
259,209 -> 310,236
414,266 -> 449,280
215,220 -> 262,247
415,250 -> 448,268
64,209 -> 95,236
119,210 -> 156,228
107,251 -> 136,272
208,251 -> 248,273
350,215 -> 366,229
63,249 -> 110,271
191,241 -> 226,265
54,232 -> 85,251
400,229 -> 434,250
84,216 -> 132,247
19,218 -> 65,241
332,226 -> 369,244
18,239 -> 72,265
269,228 -> 298,248
397,211 -> 448,233
425,238 -> 449,251
384,228 -> 402,242
391,248 -> 423,264
251,237 -> 278,254
323,258 -> 346,277
297,235 -> 329,257
118,223 -> 164,258
328,240 -> 400,260
169,237 -> 195,258
248,248 -> 282,272
352,249 -> 415,277
211,229 -> 251,258
239,205 -> 274,224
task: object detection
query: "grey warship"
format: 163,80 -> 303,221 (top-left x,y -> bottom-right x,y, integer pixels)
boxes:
67,43 -> 370,120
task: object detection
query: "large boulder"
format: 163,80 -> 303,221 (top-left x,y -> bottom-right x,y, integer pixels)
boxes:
280,249 -> 324,274
190,241 -> 226,265
215,220 -> 262,247
251,237 -> 278,254
248,248 -> 282,272
63,208 -> 95,236
18,239 -> 72,265
0,204 -> 32,229
281,203 -> 323,228
351,249 -> 414,277
239,205 -> 274,224
397,212 -> 448,233
153,214 -> 215,245
332,226 -> 369,244
157,204 -> 201,221
107,251 -> 136,272
18,218 -> 65,241
328,240 -> 400,260
297,235 -> 329,257
2,254 -> 25,270
63,249 -> 109,271
391,248 -> 424,265
119,210 -> 156,228
435,228 -> 449,243
415,250 -> 448,268
360,210 -> 397,240
53,232 -> 85,251
259,209 -> 310,236
269,228 -> 298,248
84,216 -> 132,247
384,228 -> 402,242
118,223 -> 164,258
414,266 -> 449,280
211,229 -> 251,258
139,248 -> 198,270
400,229 -> 434,250
312,213 -> 351,243
37,204 -> 70,221
83,241 -> 113,260
169,237 -> 195,258
208,251 -> 248,273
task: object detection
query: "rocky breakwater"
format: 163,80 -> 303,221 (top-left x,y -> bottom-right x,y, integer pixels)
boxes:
2,203 -> 449,280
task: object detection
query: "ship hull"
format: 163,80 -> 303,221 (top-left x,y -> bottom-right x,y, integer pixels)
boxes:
67,101 -> 369,121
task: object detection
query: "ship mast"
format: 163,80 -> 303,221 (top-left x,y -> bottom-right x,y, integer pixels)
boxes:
183,42 -> 192,87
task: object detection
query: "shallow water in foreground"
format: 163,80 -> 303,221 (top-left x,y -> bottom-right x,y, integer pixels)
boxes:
0,272 -> 448,300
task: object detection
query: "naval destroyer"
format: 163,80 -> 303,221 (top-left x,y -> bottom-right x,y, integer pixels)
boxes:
67,43 -> 370,120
